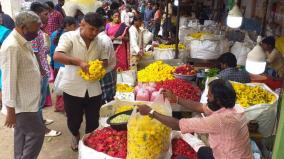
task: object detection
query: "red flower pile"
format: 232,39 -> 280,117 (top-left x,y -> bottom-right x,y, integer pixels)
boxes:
172,138 -> 197,159
156,79 -> 201,101
175,65 -> 197,76
85,127 -> 127,158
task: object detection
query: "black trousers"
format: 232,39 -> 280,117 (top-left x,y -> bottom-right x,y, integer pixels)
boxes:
63,92 -> 102,136
197,146 -> 214,159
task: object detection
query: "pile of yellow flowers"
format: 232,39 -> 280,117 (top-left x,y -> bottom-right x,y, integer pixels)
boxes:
231,82 -> 276,108
138,61 -> 175,82
188,32 -> 212,39
115,105 -> 134,114
79,60 -> 106,81
127,108 -> 171,159
116,84 -> 134,93
156,44 -> 186,50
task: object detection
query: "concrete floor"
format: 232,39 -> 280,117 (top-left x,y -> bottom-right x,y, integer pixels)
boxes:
0,106 -> 80,159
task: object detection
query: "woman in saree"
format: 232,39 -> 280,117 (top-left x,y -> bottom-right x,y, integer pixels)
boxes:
106,10 -> 129,71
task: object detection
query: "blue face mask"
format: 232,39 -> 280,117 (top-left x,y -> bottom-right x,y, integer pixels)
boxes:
24,31 -> 38,41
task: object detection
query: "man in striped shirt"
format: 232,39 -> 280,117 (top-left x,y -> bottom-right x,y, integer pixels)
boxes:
138,79 -> 253,159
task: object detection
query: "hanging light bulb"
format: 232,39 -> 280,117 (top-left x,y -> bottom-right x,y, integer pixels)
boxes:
227,0 -> 243,28
245,44 -> 267,75
174,0 -> 179,6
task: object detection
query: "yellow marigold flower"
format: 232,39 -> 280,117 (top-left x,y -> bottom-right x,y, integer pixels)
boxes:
79,59 -> 106,81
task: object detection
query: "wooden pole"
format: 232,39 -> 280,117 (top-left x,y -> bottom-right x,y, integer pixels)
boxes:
175,0 -> 181,58
165,0 -> 169,37
261,0 -> 269,36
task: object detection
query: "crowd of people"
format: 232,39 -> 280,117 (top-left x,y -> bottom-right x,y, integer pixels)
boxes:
0,0 -> 283,159
0,0 -> 167,158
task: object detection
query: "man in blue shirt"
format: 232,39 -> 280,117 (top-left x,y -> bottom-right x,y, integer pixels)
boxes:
143,2 -> 154,29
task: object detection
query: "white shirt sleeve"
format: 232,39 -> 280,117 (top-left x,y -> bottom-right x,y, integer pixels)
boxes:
121,11 -> 126,23
54,33 -> 73,55
99,37 -> 113,60
129,27 -> 140,55
1,47 -> 18,108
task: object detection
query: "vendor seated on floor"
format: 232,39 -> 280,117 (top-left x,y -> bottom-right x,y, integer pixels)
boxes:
261,36 -> 284,79
138,79 -> 253,159
217,52 -> 250,83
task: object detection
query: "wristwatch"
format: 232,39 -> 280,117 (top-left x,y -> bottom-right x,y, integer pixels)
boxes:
149,109 -> 155,118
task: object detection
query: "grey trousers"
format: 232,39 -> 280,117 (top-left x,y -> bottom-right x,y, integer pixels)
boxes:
14,112 -> 45,159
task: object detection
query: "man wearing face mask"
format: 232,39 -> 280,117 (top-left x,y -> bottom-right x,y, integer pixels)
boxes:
138,79 -> 253,159
0,11 -> 45,159
54,12 -> 109,151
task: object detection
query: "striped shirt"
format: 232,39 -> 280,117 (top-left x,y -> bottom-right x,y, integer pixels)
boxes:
0,30 -> 41,114
179,105 -> 253,159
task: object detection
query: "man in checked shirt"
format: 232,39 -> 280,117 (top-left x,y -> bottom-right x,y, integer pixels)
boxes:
217,52 -> 251,83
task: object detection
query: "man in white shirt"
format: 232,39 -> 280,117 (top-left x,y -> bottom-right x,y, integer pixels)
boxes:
129,15 -> 143,70
0,11 -> 45,159
54,12 -> 109,151
120,5 -> 133,26
98,31 -> 117,103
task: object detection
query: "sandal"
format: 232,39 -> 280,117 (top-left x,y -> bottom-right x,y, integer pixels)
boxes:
45,130 -> 62,137
71,135 -> 80,151
44,119 -> 54,125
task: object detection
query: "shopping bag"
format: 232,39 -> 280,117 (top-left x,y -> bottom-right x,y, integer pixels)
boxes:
116,70 -> 136,86
142,29 -> 153,46
53,67 -> 65,96
48,67 -> 55,83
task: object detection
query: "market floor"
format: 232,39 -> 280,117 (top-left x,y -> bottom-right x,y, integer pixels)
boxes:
0,105 -> 81,159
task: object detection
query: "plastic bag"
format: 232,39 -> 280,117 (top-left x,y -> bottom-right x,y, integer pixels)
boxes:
117,70 -> 136,86
115,92 -> 135,101
187,38 -> 221,60
48,67 -> 55,83
231,42 -> 252,66
127,94 -> 172,159
171,131 -> 205,154
53,67 -> 65,96
142,29 -> 153,46
153,48 -> 175,60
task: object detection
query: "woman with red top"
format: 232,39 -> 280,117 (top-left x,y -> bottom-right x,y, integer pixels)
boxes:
106,10 -> 129,71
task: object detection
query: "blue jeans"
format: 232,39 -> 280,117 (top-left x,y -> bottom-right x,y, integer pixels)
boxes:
38,76 -> 49,120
